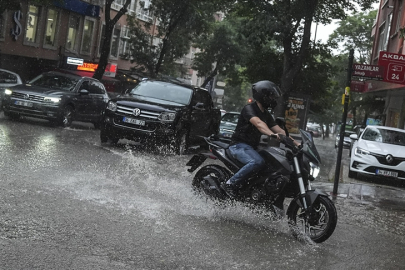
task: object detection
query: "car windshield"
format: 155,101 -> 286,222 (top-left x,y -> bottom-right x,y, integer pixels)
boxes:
29,73 -> 79,91
221,113 -> 239,124
361,127 -> 405,146
129,81 -> 193,105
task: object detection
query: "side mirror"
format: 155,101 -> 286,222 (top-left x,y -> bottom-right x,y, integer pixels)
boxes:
350,134 -> 358,140
79,89 -> 89,95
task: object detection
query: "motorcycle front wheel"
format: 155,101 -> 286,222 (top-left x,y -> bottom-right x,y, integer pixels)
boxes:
287,196 -> 337,243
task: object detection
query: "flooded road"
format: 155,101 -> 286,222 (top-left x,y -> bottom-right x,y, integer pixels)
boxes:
1,115 -> 404,269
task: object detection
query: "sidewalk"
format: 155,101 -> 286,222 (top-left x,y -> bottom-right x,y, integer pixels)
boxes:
311,135 -> 405,205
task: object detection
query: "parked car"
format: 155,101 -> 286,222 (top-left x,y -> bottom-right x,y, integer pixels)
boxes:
335,130 -> 356,149
100,80 -> 221,154
2,71 -> 109,128
218,112 -> 240,142
0,68 -> 23,111
306,124 -> 322,137
349,125 -> 405,180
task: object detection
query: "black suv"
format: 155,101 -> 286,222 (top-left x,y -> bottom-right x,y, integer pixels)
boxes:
2,71 -> 109,128
101,80 -> 221,154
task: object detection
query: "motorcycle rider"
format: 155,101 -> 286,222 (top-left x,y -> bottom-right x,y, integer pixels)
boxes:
221,80 -> 299,199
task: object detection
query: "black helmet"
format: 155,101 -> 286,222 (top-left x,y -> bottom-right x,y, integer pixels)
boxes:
252,80 -> 281,110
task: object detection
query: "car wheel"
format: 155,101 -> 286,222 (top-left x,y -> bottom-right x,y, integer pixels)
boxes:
100,126 -> 119,144
348,165 -> 357,179
174,129 -> 189,155
61,105 -> 74,128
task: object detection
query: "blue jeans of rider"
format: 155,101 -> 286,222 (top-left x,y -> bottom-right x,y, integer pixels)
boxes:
227,143 -> 265,187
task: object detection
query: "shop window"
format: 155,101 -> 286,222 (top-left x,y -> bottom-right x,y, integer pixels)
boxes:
81,17 -> 95,54
44,8 -> 59,48
66,14 -> 81,52
25,5 -> 40,44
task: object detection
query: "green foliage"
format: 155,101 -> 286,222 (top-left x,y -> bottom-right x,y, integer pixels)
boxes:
328,9 -> 377,63
127,0 -> 230,77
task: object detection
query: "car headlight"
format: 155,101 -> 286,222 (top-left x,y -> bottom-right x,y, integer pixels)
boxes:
354,147 -> 369,156
158,112 -> 176,122
106,101 -> 117,112
309,162 -> 320,178
4,89 -> 12,95
44,97 -> 61,103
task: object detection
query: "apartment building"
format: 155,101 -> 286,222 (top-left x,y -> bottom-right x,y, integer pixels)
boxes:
369,0 -> 405,129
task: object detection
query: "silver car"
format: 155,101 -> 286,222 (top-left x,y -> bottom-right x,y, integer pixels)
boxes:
0,69 -> 23,111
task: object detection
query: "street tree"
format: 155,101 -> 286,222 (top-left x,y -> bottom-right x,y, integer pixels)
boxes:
192,18 -> 245,88
232,0 -> 376,118
328,10 -> 377,63
93,0 -> 132,80
125,0 -> 229,78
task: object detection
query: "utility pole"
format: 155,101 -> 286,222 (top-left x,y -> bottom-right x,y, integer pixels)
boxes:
333,49 -> 354,197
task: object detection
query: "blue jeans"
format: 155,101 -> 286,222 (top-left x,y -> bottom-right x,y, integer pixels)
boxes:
227,143 -> 265,187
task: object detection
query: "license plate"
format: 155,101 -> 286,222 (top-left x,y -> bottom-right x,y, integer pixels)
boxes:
376,169 -> 398,178
15,100 -> 33,107
123,117 -> 145,126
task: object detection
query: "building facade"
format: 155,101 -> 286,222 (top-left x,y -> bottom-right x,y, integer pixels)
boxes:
369,0 -> 405,129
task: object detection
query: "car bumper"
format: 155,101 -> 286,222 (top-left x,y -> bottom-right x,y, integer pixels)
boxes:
3,98 -> 61,119
350,154 -> 405,180
103,112 -> 176,141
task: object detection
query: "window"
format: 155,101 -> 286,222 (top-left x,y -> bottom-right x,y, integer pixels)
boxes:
44,8 -> 59,48
377,23 -> 386,53
119,25 -> 131,57
0,70 -> 18,84
110,27 -> 121,58
25,5 -> 40,44
80,80 -> 106,94
137,0 -> 152,22
0,11 -> 6,40
81,18 -> 95,54
66,14 -> 81,51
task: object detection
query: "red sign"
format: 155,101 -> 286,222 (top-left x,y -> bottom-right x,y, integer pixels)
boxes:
352,64 -> 384,79
378,51 -> 405,84
350,80 -> 365,92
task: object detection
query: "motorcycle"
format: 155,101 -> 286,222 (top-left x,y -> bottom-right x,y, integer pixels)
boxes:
186,118 -> 337,243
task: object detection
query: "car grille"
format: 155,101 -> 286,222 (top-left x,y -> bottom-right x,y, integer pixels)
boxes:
11,92 -> 44,102
116,104 -> 160,120
370,152 -> 405,166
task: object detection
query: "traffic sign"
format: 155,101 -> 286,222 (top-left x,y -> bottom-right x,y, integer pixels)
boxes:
352,64 -> 384,79
378,51 -> 405,84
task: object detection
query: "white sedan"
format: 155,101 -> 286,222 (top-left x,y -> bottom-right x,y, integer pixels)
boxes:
349,125 -> 405,180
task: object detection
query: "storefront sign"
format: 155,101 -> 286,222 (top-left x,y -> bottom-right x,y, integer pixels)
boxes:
378,51 -> 405,84
66,57 -> 84,66
10,10 -> 23,41
53,0 -> 100,18
77,62 -> 117,77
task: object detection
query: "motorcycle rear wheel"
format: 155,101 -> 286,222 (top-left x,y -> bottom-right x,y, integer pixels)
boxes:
192,165 -> 231,198
287,196 -> 337,243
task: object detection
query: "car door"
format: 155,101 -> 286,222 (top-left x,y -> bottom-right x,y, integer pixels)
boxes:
189,89 -> 213,138
87,80 -> 108,120
74,80 -> 94,118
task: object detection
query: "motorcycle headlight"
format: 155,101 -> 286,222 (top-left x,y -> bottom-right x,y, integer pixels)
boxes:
310,162 -> 320,178
4,89 -> 12,95
158,112 -> 176,122
355,147 -> 369,156
106,101 -> 117,112
44,97 -> 61,103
